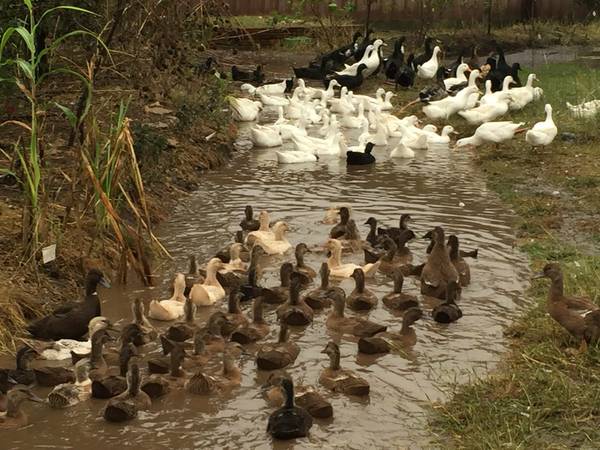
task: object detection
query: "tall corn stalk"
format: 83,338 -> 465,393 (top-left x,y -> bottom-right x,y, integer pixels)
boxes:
0,0 -> 107,261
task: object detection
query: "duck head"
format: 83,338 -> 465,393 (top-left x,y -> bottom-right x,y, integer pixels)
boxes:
227,290 -> 242,314
85,269 -> 111,295
321,341 -> 341,370
356,63 -> 368,75
364,217 -> 377,228
318,262 -> 330,288
273,221 -> 290,239
402,307 -> 424,330
280,377 -> 295,408
88,316 -> 114,335
351,268 -> 366,292
532,262 -> 562,281
244,205 -> 254,220
6,386 -> 44,413
338,207 -> 350,224
277,322 -> 290,343
184,296 -> 196,322
330,288 -> 346,317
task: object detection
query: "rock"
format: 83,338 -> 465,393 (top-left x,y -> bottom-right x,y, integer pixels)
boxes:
560,132 -> 577,142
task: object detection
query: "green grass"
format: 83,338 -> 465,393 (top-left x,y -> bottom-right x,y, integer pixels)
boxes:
430,62 -> 600,448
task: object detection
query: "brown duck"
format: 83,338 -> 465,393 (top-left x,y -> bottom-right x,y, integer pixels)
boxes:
293,243 -> 316,285
383,268 -> 419,311
346,268 -> 378,311
231,296 -> 270,344
303,262 -> 344,310
358,307 -> 423,354
326,289 -> 386,337
256,323 -> 300,370
534,263 -> 600,346
0,387 -> 43,429
420,226 -> 459,300
432,281 -> 463,324
276,272 -> 314,326
319,341 -> 369,396
448,235 -> 471,286
329,206 -> 351,239
261,262 -> 294,305
240,205 -> 260,231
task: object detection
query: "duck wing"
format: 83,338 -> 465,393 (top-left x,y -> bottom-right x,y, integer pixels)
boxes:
564,295 -> 598,315
353,318 -> 387,337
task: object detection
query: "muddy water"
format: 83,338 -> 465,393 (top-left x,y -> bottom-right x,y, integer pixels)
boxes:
4,99 -> 531,448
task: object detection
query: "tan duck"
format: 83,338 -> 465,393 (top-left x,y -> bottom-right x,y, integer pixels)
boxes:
131,298 -> 157,343
383,268 -> 419,311
240,205 -> 260,231
534,263 -> 600,346
276,272 -> 314,326
142,342 -> 186,399
325,239 -> 379,278
326,289 -> 387,337
103,361 -> 151,422
231,296 -> 269,344
262,262 -> 294,305
185,351 -> 241,394
319,341 -> 369,396
216,230 -> 249,263
190,258 -> 226,306
303,262 -> 344,310
346,268 -> 378,311
148,273 -> 187,321
0,387 -> 44,429
293,243 -> 316,285
329,206 -> 351,239
91,341 -> 136,399
448,235 -> 471,286
432,281 -> 463,324
256,323 -> 300,370
253,222 -> 292,255
166,296 -> 197,342
420,226 -> 459,300
47,359 -> 92,408
247,210 -> 274,242
215,243 -> 248,290
263,374 -> 333,419
358,307 -> 423,354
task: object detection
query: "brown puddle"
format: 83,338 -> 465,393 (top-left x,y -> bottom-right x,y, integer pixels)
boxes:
3,71 -> 537,448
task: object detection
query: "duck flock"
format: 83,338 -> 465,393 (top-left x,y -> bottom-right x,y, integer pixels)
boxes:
1,31 -> 585,442
227,30 -> 558,165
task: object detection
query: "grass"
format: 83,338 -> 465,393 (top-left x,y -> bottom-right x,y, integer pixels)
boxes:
427,61 -> 600,448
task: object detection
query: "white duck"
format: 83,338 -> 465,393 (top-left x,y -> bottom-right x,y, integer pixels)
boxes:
285,90 -> 304,120
423,85 -> 479,120
221,243 -> 248,273
390,142 -> 415,158
525,104 -> 557,148
254,221 -> 292,255
417,46 -> 442,79
458,91 -> 511,125
251,125 -> 283,148
296,78 -> 319,100
340,102 -> 366,129
379,91 -> 395,111
482,76 -> 515,105
149,273 -> 187,321
320,79 -> 341,99
189,258 -> 226,306
228,97 -> 262,122
257,79 -> 290,96
276,119 -> 308,141
325,239 -> 380,278
329,87 -> 356,115
258,92 -> 290,107
424,125 -> 456,146
566,99 -> 600,118
335,44 -> 375,76
37,317 -> 112,360
456,121 -> 525,148
363,39 -> 386,77
277,150 -> 318,164
508,73 -> 538,110
358,118 -> 388,146
443,63 -> 470,90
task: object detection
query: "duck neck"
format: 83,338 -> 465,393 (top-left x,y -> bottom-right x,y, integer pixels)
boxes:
274,225 -> 286,241
549,275 -> 564,301
329,350 -> 341,370
295,250 -> 305,268
205,263 -> 219,285
283,382 -> 295,409
328,248 -> 342,268
119,345 -> 133,377
278,325 -> 288,344
252,297 -> 265,324
289,281 -> 301,305
189,257 -> 197,275
171,277 -> 186,302
393,273 -> 404,293
354,272 -> 366,293
280,266 -> 291,288
448,240 -> 459,261
320,267 -> 330,289
85,278 -> 99,296
245,208 -> 253,221
333,299 -> 345,318
184,298 -> 195,323
170,352 -> 184,377
193,334 -> 205,355
259,214 -> 270,232
5,396 -> 25,418
367,222 -> 376,242
90,339 -> 105,367
127,367 -> 141,396
383,241 -> 397,262
228,293 -> 241,314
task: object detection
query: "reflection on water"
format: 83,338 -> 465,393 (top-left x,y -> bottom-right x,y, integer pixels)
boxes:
5,106 -> 531,448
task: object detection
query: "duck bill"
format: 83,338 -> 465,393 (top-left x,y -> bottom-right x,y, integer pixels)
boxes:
99,276 -> 112,288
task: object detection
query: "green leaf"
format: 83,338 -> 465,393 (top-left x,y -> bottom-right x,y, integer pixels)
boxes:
15,58 -> 34,80
39,68 -> 92,124
15,27 -> 35,56
54,102 -> 77,128
0,27 -> 17,65
23,0 -> 33,10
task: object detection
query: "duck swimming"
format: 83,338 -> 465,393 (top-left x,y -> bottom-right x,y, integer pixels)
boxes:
432,281 -> 463,324
303,262 -> 344,310
47,359 -> 92,408
347,142 -> 376,165
358,307 -> 423,354
253,222 -> 292,256
325,239 -> 380,279
231,296 -> 269,344
267,378 -> 313,440
0,387 -> 44,429
346,268 -> 378,311
383,268 -> 419,311
27,268 -> 111,340
276,273 -> 314,326
319,341 -> 369,396
256,323 -> 300,371
148,273 -> 187,321
103,361 -> 151,422
189,258 -> 226,306
0,347 -> 37,386
326,290 -> 386,337
240,205 -> 260,231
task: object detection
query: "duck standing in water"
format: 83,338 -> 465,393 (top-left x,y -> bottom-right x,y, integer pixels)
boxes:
240,205 -> 260,231
420,227 -> 459,300
27,269 -> 111,340
347,142 -> 376,165
267,378 -> 313,440
103,361 -> 151,422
